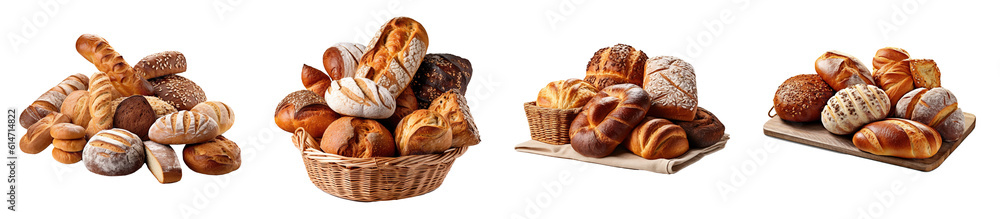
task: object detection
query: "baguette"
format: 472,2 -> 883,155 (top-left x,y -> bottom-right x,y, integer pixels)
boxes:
20,73 -> 89,128
76,34 -> 153,96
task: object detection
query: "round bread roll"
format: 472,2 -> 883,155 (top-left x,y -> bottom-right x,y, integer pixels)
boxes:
643,56 -> 698,121
52,148 -> 83,164
83,129 -> 145,176
815,50 -> 875,91
149,75 -> 206,111
895,87 -> 965,142
395,109 -> 452,156
380,85 -> 419,132
52,138 -> 87,152
584,44 -> 648,90
191,101 -> 235,134
113,95 -> 158,140
148,111 -> 220,144
671,107 -> 726,148
429,89 -> 480,147
321,117 -> 396,158
184,135 -> 241,175
20,113 -> 71,154
60,90 -> 91,127
536,78 -> 598,109
275,90 -> 339,137
411,53 -> 474,108
50,123 -> 86,139
773,74 -> 835,122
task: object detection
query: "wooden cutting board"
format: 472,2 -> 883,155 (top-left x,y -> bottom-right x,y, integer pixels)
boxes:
763,112 -> 976,171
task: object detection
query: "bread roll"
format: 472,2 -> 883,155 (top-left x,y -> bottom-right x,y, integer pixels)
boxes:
815,50 -> 875,91
86,72 -> 123,138
149,75 -> 206,111
275,90 -> 339,137
60,90 -> 91,127
50,123 -> 86,139
395,110 -> 452,156
895,88 -> 964,142
643,56 -> 698,121
671,107 -> 726,148
148,111 -> 219,144
191,101 -> 235,134
411,53 -> 474,108
909,59 -> 941,88
320,117 -> 396,158
76,34 -> 153,96
584,44 -> 647,90
20,73 -> 88,128
872,60 -> 915,113
536,78 -> 598,109
144,141 -> 182,183
429,90 -> 480,147
569,84 -> 651,158
820,84 -> 891,135
134,51 -> 186,79
52,138 -> 86,152
853,119 -> 941,159
872,47 -> 909,73
113,95 -> 158,140
773,74 -> 835,122
19,113 -> 71,154
381,85 -> 419,132
52,148 -> 83,164
83,129 -> 145,176
355,17 -> 429,98
324,77 -> 395,119
322,42 -> 366,80
625,118 -> 688,159
301,64 -> 332,97
184,135 -> 241,175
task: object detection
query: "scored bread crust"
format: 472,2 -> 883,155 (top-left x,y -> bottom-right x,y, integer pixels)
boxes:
84,128 -> 145,176
355,17 -> 429,98
325,77 -> 396,119
643,56 -> 698,121
815,50 -> 875,91
584,44 -> 647,90
323,42 -> 366,80
853,118 -> 942,159
148,111 -> 220,144
820,84 -> 891,135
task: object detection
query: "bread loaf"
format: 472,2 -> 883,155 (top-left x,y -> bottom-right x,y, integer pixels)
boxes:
52,138 -> 86,152
184,135 -> 241,175
909,59 -> 941,88
411,53 -> 474,108
429,90 -> 480,147
19,113 -> 71,154
322,42 -> 366,80
76,34 -> 153,96
20,73 -> 88,128
321,117 -> 396,158
773,74 -> 835,122
671,107 -> 726,148
643,56 -> 698,121
395,109 -> 452,156
60,90 -> 91,127
113,95 -> 158,140
895,87 -> 965,142
536,78 -> 598,109
149,75 -> 207,111
584,44 -> 647,90
625,118 -> 688,159
86,72 -> 123,138
143,96 -> 178,118
191,101 -> 235,134
50,123 -> 86,139
821,84 -> 891,135
301,64 -> 332,97
148,111 -> 220,144
872,60 -> 915,113
872,47 -> 909,73
83,129 -> 145,176
355,17 -> 429,98
324,77 -> 396,119
52,148 -> 83,164
815,50 -> 875,91
134,51 -> 186,79
381,85 -> 419,132
569,84 -> 651,158
853,119 -> 942,159
144,141 -> 182,183
275,90 -> 339,137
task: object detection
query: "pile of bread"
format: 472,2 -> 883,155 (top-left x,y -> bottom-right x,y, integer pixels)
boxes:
19,34 -> 239,184
275,17 -> 479,158
773,47 -> 965,159
535,44 -> 725,160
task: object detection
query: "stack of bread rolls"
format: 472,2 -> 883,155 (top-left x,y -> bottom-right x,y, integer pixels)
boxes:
18,34 -> 240,184
277,17 -> 480,158
534,44 -> 726,160
772,48 -> 965,159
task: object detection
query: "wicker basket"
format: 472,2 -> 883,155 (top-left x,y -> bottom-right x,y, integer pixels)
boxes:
292,128 -> 468,202
523,101 -> 581,145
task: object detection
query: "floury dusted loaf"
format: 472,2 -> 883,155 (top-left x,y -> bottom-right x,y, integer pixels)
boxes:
895,87 -> 965,142
355,17 -> 429,98
83,129 -> 145,176
323,42 -> 366,80
148,111 -> 220,144
324,77 -> 396,119
820,84 -> 891,135
643,56 -> 698,121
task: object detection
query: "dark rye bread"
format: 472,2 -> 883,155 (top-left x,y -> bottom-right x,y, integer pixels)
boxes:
149,75 -> 206,111
113,95 -> 157,140
411,53 -> 473,108
773,74 -> 835,122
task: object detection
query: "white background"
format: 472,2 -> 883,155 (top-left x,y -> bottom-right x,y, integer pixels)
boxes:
1,0 -> 997,218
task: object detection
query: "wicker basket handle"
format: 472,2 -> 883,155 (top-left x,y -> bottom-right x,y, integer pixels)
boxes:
293,127 -> 318,153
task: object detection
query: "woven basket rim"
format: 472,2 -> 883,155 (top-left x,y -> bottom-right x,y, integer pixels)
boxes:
524,101 -> 583,114
293,128 -> 469,168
